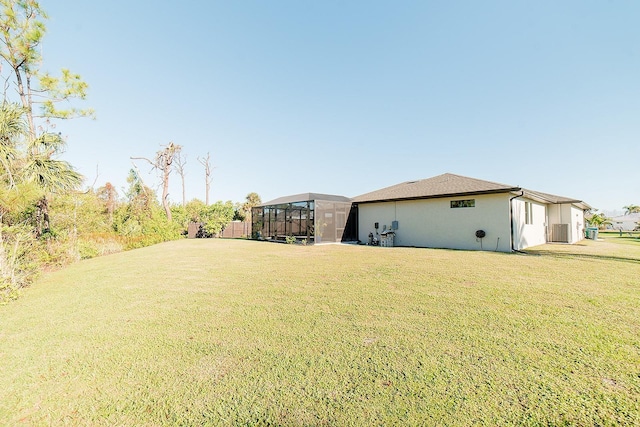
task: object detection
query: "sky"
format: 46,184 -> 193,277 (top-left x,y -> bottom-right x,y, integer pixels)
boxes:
16,0 -> 639,213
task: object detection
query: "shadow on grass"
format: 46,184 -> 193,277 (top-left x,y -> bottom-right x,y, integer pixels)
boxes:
522,249 -> 640,265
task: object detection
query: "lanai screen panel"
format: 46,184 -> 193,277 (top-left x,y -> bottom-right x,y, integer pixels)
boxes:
251,207 -> 264,239
315,200 -> 337,243
252,194 -> 355,243
252,201 -> 314,241
314,200 -> 355,243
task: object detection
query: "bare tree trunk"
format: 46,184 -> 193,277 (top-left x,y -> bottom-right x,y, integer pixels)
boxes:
181,174 -> 186,207
12,65 -> 36,140
174,153 -> 187,207
131,142 -> 181,222
198,153 -> 213,205
35,196 -> 50,237
102,183 -> 117,226
25,71 -> 36,138
160,142 -> 180,222
205,174 -> 209,205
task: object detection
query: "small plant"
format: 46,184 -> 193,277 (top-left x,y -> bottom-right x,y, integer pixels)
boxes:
285,235 -> 297,244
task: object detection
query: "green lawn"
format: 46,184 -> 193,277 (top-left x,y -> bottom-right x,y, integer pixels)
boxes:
1,237 -> 639,426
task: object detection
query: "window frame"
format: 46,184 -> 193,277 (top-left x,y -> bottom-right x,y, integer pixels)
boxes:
450,199 -> 475,208
525,201 -> 533,225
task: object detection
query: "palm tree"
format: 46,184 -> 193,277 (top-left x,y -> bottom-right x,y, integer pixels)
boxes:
622,204 -> 640,215
1,103 -> 81,236
0,102 -> 36,282
242,192 -> 262,224
587,212 -> 611,230
22,132 -> 83,236
0,102 -> 40,222
0,102 -> 25,188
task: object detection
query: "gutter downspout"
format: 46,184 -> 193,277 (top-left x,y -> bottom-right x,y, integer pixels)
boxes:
510,190 -> 525,252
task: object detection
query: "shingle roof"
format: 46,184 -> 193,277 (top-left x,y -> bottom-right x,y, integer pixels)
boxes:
353,173 -> 520,203
609,212 -> 640,222
260,193 -> 351,206
521,189 -> 589,208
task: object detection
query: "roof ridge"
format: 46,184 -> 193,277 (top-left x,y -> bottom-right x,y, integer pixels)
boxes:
353,173 -> 520,203
444,172 -> 516,187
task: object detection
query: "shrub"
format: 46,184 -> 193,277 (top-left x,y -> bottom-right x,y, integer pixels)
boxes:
0,224 -> 40,303
77,239 -> 99,259
285,235 -> 297,244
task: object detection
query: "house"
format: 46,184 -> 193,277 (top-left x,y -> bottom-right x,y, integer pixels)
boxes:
251,193 -> 357,243
352,173 -> 590,252
608,213 -> 640,231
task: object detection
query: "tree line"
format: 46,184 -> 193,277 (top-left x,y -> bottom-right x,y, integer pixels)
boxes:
0,1 -> 260,302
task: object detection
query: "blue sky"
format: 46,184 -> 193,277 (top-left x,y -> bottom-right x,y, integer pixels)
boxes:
30,1 -> 640,212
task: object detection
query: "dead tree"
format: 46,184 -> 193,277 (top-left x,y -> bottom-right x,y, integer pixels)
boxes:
174,152 -> 187,207
96,182 -> 118,226
131,142 -> 182,221
197,152 -> 213,205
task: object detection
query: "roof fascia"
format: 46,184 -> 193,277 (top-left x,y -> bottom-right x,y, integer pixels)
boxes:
521,191 -> 591,210
354,187 -> 522,205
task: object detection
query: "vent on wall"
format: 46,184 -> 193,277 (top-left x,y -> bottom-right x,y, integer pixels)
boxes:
551,224 -> 569,243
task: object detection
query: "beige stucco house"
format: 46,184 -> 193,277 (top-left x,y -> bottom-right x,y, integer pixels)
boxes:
353,173 -> 590,252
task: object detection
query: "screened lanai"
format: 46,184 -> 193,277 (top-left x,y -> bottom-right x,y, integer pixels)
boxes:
251,193 -> 357,243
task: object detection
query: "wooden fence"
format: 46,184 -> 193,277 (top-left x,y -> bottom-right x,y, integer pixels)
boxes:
220,221 -> 251,238
187,221 -> 251,239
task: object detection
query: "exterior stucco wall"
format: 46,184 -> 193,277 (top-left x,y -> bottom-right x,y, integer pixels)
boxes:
568,205 -> 585,243
547,204 -> 585,243
511,198 -> 547,250
548,203 -> 585,243
547,204 -> 562,226
357,193 -> 512,252
547,204 -> 574,230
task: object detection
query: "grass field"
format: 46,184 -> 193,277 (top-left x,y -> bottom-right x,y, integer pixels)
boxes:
1,235 -> 639,426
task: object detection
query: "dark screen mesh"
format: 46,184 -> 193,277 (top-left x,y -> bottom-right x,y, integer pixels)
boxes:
252,199 -> 356,243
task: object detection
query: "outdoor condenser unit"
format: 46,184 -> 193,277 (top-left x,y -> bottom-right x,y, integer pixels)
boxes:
551,224 -> 569,243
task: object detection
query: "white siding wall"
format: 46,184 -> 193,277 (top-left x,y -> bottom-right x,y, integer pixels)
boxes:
358,193 -> 512,252
569,205 -> 585,243
547,204 -> 586,243
511,198 -> 547,250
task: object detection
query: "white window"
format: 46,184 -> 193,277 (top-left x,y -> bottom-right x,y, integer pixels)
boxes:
451,199 -> 475,208
525,202 -> 533,225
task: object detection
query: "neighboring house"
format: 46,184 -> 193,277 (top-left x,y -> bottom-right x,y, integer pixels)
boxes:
352,173 -> 590,252
608,213 -> 640,231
